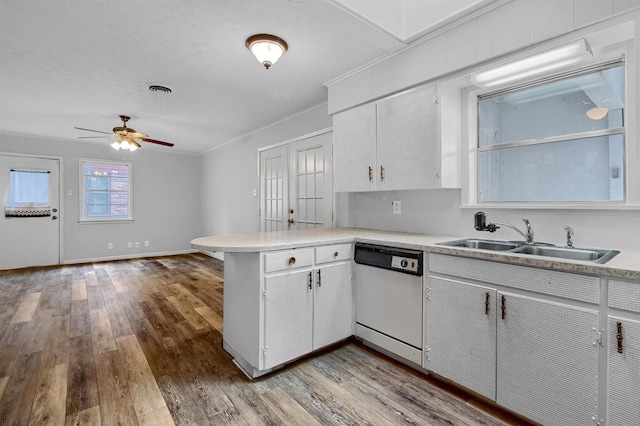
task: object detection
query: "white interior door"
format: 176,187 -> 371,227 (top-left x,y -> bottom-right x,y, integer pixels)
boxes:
259,131 -> 333,232
259,145 -> 289,232
0,154 -> 60,269
287,132 -> 333,230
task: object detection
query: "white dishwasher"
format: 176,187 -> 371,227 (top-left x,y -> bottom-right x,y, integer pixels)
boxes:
354,243 -> 424,366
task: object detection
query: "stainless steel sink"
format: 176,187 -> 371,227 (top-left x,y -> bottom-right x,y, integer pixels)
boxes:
437,238 -> 619,264
511,245 -> 619,264
438,238 -> 522,251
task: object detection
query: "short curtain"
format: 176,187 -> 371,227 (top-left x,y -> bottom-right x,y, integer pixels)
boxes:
5,169 -> 51,217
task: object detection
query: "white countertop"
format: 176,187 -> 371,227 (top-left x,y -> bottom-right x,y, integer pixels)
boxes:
191,227 -> 640,280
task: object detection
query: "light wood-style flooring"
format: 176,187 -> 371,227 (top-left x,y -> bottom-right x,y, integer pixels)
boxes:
0,253 -> 532,425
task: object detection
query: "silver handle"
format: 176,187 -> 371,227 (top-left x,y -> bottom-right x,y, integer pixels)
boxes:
317,269 -> 321,287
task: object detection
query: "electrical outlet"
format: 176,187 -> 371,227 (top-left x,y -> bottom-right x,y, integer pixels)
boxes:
135,242 -> 140,248
144,240 -> 149,247
128,242 -> 133,248
392,200 -> 402,215
107,242 -> 113,250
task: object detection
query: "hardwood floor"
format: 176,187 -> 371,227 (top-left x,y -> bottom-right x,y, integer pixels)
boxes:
0,253 -> 532,426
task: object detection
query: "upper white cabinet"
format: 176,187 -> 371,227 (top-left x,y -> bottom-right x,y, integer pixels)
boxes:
333,83 -> 457,192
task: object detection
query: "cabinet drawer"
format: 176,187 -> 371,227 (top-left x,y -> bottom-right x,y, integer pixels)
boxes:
315,243 -> 353,264
264,249 -> 313,273
609,279 -> 640,313
429,254 -> 599,304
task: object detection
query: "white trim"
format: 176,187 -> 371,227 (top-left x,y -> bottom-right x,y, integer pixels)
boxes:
62,248 -> 200,265
201,102 -> 329,155
257,127 -> 333,153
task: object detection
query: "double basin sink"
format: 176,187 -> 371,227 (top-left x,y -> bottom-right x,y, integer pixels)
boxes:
438,238 -> 619,264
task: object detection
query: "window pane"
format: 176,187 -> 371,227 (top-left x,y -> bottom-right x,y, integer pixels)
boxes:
81,160 -> 131,220
479,66 -> 625,147
478,134 -> 624,202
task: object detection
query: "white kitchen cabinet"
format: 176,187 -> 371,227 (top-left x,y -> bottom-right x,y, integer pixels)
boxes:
607,279 -> 640,426
223,243 -> 353,377
427,253 -> 601,425
496,292 -> 599,426
333,83 -> 448,192
425,276 -> 497,400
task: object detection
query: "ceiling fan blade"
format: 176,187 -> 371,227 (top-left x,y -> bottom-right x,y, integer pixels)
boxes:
74,127 -> 111,135
139,137 -> 174,147
128,132 -> 147,138
78,136 -> 110,139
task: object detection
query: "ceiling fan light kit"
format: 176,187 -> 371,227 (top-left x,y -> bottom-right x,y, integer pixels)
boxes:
246,34 -> 288,69
74,115 -> 175,150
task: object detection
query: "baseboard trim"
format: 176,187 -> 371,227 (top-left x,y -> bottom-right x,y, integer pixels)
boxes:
61,249 -> 200,265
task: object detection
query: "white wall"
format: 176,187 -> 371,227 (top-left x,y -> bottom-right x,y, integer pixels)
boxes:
0,133 -> 202,263
200,104 -> 332,237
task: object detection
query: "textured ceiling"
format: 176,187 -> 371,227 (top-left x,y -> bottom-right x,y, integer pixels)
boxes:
0,0 -> 497,154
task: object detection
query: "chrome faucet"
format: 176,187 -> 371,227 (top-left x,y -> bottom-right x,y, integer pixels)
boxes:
563,225 -> 574,248
491,219 -> 535,244
474,212 -> 534,244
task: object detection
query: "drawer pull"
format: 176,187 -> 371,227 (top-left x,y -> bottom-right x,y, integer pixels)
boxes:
308,271 -> 313,290
368,166 -> 373,182
289,257 -> 296,265
501,295 -> 506,320
334,252 -> 339,257
617,321 -> 624,353
485,292 -> 490,315
317,269 -> 322,287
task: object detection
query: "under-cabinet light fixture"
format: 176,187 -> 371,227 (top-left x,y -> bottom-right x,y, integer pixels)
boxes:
471,39 -> 593,88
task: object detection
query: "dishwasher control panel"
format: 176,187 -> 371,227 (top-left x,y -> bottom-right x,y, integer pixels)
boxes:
391,255 -> 419,273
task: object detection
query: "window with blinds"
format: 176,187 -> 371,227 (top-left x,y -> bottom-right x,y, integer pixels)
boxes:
80,159 -> 132,221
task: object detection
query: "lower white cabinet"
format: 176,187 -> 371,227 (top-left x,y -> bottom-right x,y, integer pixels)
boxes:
222,243 -> 353,377
263,262 -> 352,370
607,316 -> 640,426
426,277 -> 497,400
496,292 -> 599,426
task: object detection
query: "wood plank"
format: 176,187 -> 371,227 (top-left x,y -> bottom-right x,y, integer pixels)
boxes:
66,334 -> 99,416
116,334 -> 168,417
89,308 -> 117,355
0,351 -> 42,426
259,386 -> 323,426
94,349 -> 138,426
10,292 -> 41,324
0,376 -> 9,400
194,305 -> 223,332
70,300 -> 91,338
138,406 -> 176,426
64,406 -> 101,426
166,296 -> 210,330
28,362 -> 68,425
104,297 -> 134,338
71,280 -> 87,301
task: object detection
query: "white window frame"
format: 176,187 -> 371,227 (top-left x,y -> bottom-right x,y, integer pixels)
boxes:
79,158 -> 133,223
461,36 -> 638,210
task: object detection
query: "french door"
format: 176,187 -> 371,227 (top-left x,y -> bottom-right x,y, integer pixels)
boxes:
259,131 -> 332,232
0,154 -> 61,269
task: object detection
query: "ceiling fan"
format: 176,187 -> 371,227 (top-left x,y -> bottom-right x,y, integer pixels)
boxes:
75,115 -> 174,151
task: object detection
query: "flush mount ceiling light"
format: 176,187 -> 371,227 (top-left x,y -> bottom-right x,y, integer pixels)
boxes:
246,34 -> 288,69
587,107 -> 609,120
471,39 -> 593,88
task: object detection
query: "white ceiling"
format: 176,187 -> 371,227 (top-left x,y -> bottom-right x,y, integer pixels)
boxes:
0,0 -> 498,154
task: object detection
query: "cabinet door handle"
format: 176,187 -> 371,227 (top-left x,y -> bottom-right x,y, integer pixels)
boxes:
317,269 -> 321,287
368,166 -> 373,182
308,271 -> 313,290
380,165 -> 385,181
485,292 -> 490,315
616,321 -> 624,353
501,295 -> 506,319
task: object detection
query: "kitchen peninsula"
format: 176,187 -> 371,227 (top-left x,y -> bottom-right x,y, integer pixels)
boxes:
192,227 -> 640,425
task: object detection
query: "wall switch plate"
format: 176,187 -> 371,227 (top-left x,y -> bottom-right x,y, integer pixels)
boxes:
135,242 -> 140,248
144,241 -> 149,247
107,243 -> 113,249
128,242 -> 133,248
392,200 -> 401,215
67,190 -> 72,197
252,188 -> 257,197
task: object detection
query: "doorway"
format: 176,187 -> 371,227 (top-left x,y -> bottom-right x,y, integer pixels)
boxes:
0,154 -> 61,269
259,131 -> 332,232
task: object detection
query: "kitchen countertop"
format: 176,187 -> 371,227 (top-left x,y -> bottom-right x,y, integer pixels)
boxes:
191,227 -> 640,280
